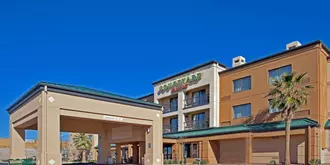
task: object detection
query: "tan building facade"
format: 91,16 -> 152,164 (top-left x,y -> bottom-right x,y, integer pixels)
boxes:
155,40 -> 330,164
7,40 -> 330,165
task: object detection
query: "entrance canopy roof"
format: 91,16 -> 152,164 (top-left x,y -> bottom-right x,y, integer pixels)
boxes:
7,81 -> 162,113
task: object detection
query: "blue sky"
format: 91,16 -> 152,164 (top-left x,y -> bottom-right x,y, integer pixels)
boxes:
0,0 -> 329,140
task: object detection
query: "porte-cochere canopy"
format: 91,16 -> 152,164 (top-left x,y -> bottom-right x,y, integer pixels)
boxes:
8,82 -> 163,165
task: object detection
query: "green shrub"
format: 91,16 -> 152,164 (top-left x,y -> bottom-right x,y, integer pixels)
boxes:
270,160 -> 276,165
200,160 -> 208,164
192,160 -> 199,164
309,159 -> 321,165
164,159 -> 169,164
168,159 -> 173,164
173,159 -> 179,164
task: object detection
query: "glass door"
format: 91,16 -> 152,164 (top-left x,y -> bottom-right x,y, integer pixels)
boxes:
170,118 -> 178,133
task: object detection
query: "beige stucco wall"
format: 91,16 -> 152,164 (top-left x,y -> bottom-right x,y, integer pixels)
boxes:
252,135 -> 305,164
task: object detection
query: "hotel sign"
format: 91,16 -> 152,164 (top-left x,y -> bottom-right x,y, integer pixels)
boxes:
158,73 -> 202,95
103,115 -> 123,121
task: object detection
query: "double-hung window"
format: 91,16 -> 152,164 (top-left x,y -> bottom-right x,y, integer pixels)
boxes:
269,65 -> 292,84
233,103 -> 251,119
233,76 -> 251,92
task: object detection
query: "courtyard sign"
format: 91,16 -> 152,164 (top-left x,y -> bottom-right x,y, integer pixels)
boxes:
158,73 -> 202,95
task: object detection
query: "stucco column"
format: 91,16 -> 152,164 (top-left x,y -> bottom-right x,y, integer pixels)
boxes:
132,143 -> 139,164
209,64 -> 220,127
116,144 -> 122,164
128,144 -> 133,158
245,135 -> 252,164
10,121 -> 25,159
145,121 -> 163,165
97,131 -> 110,164
139,142 -> 146,164
37,104 -> 61,165
178,91 -> 185,131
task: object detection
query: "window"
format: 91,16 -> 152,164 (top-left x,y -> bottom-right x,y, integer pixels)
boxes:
192,89 -> 207,105
269,99 -> 280,113
163,144 -> 172,160
184,143 -> 191,158
170,97 -> 178,111
170,118 -> 178,133
192,112 -> 206,121
192,143 -> 198,158
233,76 -> 251,92
269,65 -> 292,84
233,103 -> 251,119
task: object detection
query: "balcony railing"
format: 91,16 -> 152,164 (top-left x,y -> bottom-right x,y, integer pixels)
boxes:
163,124 -> 178,133
184,120 -> 209,131
184,94 -> 209,109
163,103 -> 178,114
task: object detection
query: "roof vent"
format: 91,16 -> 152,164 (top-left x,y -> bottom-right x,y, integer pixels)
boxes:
286,41 -> 302,50
232,56 -> 246,67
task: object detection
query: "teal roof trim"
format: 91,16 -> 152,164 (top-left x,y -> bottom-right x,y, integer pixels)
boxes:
7,81 -> 162,113
325,119 -> 330,129
163,118 -> 319,139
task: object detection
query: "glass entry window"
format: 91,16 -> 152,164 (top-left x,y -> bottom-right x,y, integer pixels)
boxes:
163,144 -> 172,160
184,143 -> 199,158
170,118 -> 178,133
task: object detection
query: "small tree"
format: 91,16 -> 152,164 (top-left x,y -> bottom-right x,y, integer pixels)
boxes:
73,133 -> 92,162
267,72 -> 312,165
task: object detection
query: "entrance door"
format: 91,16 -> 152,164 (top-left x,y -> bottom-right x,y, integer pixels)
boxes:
163,144 -> 173,160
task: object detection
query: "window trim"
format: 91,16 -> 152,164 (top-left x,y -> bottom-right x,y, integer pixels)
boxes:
233,103 -> 251,119
233,76 -> 251,93
268,65 -> 292,85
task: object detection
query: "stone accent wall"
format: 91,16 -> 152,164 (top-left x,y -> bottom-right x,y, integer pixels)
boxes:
0,148 -> 36,160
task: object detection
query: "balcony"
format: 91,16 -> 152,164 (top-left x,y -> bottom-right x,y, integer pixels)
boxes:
184,120 -> 209,131
163,103 -> 178,114
184,94 -> 209,109
163,124 -> 178,133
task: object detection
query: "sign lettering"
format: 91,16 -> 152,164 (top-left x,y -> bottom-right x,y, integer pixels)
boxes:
158,73 -> 202,95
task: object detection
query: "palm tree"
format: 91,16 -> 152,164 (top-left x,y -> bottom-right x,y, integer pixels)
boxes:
73,133 -> 92,162
267,72 -> 312,165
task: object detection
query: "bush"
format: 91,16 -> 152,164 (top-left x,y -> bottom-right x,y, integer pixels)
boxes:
200,160 -> 208,164
270,160 -> 276,165
168,159 -> 173,164
309,159 -> 321,165
192,160 -> 199,164
173,159 -> 179,164
164,159 -> 169,164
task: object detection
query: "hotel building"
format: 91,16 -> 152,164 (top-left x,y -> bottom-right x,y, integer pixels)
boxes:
141,40 -> 330,164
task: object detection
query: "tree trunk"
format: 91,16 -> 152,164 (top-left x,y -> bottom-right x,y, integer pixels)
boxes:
285,120 -> 291,165
82,150 -> 86,163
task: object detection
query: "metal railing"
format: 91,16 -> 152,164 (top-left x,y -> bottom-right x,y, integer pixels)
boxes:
184,120 -> 209,130
184,94 -> 209,109
163,103 -> 178,114
163,124 -> 179,133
